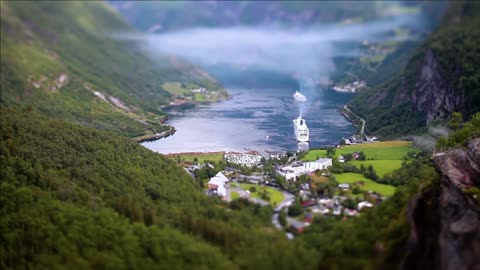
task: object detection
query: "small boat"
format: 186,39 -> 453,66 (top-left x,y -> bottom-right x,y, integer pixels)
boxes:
293,91 -> 307,102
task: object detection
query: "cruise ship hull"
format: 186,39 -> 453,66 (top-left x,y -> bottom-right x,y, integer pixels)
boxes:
293,117 -> 309,142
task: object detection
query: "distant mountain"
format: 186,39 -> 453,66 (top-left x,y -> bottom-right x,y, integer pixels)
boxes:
0,1 -> 222,137
108,1 -> 423,32
348,1 -> 480,138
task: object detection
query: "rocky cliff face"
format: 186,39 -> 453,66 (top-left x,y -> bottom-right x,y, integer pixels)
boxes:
410,49 -> 464,125
403,139 -> 480,270
392,48 -> 465,126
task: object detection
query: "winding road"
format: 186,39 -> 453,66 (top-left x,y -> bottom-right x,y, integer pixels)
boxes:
226,183 -> 294,230
343,105 -> 366,137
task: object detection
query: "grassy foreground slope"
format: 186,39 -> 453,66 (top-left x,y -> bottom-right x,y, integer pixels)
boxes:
0,1 -> 223,137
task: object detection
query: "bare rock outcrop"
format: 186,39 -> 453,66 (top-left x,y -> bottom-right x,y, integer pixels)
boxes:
403,138 -> 480,270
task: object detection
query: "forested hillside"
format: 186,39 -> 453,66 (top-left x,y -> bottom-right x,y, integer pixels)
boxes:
349,1 -> 480,138
0,1 -> 222,137
0,108 -> 317,269
1,107 -> 459,270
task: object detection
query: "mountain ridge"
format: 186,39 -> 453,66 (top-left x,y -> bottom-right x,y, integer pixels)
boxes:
0,0 -> 223,137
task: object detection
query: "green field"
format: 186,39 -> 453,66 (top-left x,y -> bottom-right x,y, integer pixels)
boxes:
170,152 -> 224,163
336,141 -> 414,160
333,173 -> 395,196
240,183 -> 284,206
231,191 -> 240,200
303,149 -> 328,161
162,82 -> 190,95
349,160 -> 404,177
303,141 -> 415,161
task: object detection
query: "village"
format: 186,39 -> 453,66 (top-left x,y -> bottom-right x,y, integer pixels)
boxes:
332,80 -> 367,93
174,144 -> 398,236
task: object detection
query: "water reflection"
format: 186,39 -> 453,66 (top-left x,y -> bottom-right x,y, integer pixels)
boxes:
297,142 -> 309,153
142,86 -> 354,154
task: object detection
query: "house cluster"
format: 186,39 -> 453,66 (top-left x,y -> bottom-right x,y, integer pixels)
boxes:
277,158 -> 332,181
224,151 -> 263,167
338,152 -> 361,163
206,172 -> 229,199
344,134 -> 363,145
232,174 -> 266,185
305,196 -> 374,220
332,81 -> 366,93
344,134 -> 379,145
288,197 -> 375,233
266,150 -> 285,160
317,197 -> 373,216
191,88 -> 207,94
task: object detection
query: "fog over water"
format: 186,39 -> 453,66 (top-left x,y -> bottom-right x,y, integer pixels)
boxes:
132,12 -> 427,153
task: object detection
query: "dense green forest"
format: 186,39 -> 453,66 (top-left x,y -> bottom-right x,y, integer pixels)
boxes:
0,1 -> 222,137
0,108 -> 317,269
1,107 -> 455,269
349,0 -> 480,138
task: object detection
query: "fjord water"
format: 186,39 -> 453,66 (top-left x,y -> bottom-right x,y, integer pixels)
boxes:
142,71 -> 354,153
139,14 -> 427,153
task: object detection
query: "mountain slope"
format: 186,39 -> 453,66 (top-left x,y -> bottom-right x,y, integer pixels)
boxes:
109,1 -> 418,32
349,1 -> 480,138
0,1 -> 223,137
0,108 -> 317,269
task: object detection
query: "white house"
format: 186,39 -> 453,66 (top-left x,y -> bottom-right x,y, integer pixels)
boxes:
338,183 -> 350,190
344,209 -> 359,216
278,158 -> 333,181
357,201 -> 374,210
277,162 -> 306,181
332,206 -> 343,216
304,158 -> 332,172
312,206 -> 330,215
207,172 -> 229,198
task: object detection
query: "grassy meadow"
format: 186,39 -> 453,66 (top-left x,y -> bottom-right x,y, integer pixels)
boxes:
336,141 -> 414,160
349,160 -> 404,177
303,149 -> 328,161
333,173 -> 395,196
239,183 -> 284,206
169,152 -> 224,163
304,141 -> 416,196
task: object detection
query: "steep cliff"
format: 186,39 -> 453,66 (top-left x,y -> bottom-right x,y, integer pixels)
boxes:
403,138 -> 480,270
349,1 -> 480,138
399,49 -> 464,125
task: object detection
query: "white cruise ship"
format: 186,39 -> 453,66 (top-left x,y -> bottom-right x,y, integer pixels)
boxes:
293,117 -> 309,142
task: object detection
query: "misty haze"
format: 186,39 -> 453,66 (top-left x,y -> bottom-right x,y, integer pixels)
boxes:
124,12 -> 428,153
2,1 -> 478,269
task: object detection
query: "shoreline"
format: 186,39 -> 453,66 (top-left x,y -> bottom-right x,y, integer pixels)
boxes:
160,93 -> 231,110
134,92 -> 231,143
132,127 -> 176,143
